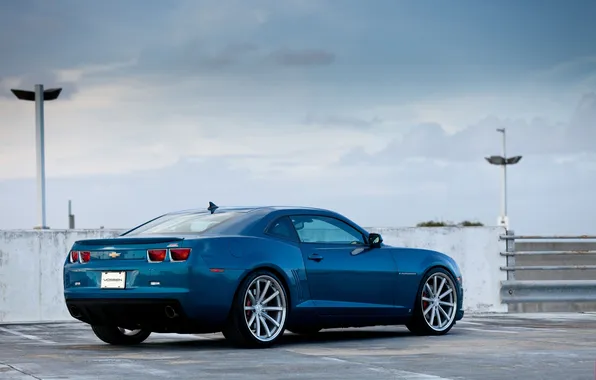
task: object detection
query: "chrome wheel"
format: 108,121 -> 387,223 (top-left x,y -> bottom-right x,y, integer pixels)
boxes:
243,274 -> 287,342
421,272 -> 457,332
117,328 -> 142,336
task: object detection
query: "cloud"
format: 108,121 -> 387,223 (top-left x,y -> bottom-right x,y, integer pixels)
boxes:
270,49 -> 335,66
133,43 -> 336,78
338,92 -> 596,165
3,0 -> 596,236
0,73 -> 387,180
531,56 -> 596,85
1,148 -> 594,236
302,115 -> 382,129
134,41 -> 262,75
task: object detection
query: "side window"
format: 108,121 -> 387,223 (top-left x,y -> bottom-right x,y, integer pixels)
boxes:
290,215 -> 365,245
266,216 -> 299,242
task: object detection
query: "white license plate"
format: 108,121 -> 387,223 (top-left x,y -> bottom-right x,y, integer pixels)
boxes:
100,271 -> 126,289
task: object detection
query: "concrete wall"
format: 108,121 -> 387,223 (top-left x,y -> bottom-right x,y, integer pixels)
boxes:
0,229 -> 121,324
0,226 -> 507,324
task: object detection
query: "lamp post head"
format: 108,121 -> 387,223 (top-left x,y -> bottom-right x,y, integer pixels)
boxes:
485,155 -> 506,165
11,89 -> 35,101
10,87 -> 62,101
485,155 -> 522,166
42,88 -> 62,101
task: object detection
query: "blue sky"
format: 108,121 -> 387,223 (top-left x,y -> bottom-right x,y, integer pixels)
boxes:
1,0 -> 596,234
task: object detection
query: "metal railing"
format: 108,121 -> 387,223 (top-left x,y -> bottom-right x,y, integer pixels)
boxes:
499,230 -> 596,304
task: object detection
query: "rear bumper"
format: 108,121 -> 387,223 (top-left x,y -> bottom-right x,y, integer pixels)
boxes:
65,297 -> 224,333
66,298 -> 184,328
63,263 -> 246,333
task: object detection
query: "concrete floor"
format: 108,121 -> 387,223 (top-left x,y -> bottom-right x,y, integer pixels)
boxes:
1,313 -> 595,379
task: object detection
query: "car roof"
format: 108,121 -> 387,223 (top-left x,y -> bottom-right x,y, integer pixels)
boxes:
167,205 -> 332,215
128,204 -> 369,238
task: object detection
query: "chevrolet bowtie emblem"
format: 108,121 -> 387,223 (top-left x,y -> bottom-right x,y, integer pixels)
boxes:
108,252 -> 121,258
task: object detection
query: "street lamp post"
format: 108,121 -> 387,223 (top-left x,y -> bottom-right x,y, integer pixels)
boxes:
485,128 -> 522,230
11,84 -> 62,229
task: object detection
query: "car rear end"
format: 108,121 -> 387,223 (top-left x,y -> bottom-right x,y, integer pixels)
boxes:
63,208 -> 261,333
63,235 -> 208,332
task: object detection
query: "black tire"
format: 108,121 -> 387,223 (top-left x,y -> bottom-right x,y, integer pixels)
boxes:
406,267 -> 458,336
222,270 -> 289,348
91,325 -> 151,345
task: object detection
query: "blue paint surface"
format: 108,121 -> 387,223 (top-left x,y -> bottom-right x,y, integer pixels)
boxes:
63,205 -> 464,334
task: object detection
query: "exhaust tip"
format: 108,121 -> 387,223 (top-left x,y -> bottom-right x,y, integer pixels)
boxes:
69,306 -> 82,318
165,305 -> 178,319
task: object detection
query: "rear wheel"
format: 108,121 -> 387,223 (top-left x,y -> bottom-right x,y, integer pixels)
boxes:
91,325 -> 151,345
406,267 -> 458,336
223,270 -> 289,348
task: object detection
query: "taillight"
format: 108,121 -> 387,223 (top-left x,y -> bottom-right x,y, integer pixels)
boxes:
147,249 -> 167,262
170,248 -> 191,261
70,251 -> 79,263
80,251 -> 91,263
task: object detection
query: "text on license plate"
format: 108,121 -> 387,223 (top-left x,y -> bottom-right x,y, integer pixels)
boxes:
100,271 -> 126,289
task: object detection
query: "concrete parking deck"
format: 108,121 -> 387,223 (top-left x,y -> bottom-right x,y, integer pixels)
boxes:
1,313 -> 595,379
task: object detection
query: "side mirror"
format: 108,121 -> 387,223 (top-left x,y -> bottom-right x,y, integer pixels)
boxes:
368,233 -> 383,248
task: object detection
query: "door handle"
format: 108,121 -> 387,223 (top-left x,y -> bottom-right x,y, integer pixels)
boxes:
308,253 -> 324,262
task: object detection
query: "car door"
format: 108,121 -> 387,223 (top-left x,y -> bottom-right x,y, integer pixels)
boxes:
290,214 -> 399,317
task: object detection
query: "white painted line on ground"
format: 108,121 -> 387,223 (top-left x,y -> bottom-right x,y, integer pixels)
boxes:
504,326 -> 568,333
460,327 -> 518,334
321,356 -> 455,379
0,326 -> 56,344
0,364 -> 35,380
320,357 -> 343,363
152,333 -> 198,339
460,322 -> 569,334
193,334 -> 221,340
505,312 -> 596,320
0,319 -> 76,326
466,313 -> 596,324
456,321 -> 485,326
150,333 -> 220,340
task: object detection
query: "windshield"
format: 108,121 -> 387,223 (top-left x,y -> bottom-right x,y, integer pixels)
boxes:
124,211 -> 241,235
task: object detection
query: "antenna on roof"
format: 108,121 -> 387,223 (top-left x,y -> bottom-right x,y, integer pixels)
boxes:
208,202 -> 219,214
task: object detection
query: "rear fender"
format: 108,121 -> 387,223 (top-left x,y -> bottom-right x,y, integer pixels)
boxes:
191,236 -> 306,313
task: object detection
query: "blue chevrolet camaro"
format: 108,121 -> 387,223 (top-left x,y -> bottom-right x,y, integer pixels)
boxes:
63,203 -> 464,348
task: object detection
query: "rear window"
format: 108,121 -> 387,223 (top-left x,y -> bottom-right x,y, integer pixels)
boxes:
124,212 -> 240,235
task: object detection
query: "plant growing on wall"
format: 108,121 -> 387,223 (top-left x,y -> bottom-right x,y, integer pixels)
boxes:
459,220 -> 484,226
416,220 -> 484,227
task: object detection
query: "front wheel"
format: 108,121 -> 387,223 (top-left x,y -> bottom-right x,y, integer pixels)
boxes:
406,267 -> 458,336
223,270 -> 289,348
91,325 -> 151,345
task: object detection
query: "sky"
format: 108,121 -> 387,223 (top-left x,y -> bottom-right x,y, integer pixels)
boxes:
1,0 -> 596,234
